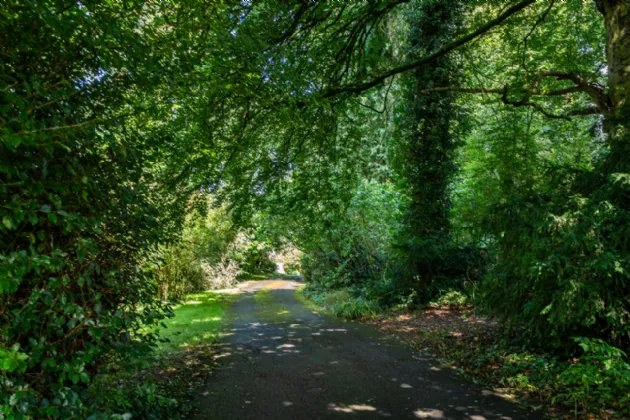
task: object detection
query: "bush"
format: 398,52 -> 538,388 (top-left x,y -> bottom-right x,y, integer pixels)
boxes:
156,244 -> 206,301
300,180 -> 406,290
279,246 -> 303,276
302,286 -> 381,319
398,243 -> 487,304
555,338 -> 630,415
237,243 -> 277,275
153,199 -> 244,299
480,189 -> 630,347
201,257 -> 243,290
0,2 -> 178,417
90,381 -> 179,420
428,288 -> 472,307
332,297 -> 381,319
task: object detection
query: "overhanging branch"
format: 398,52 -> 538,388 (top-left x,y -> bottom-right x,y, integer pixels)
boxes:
534,70 -> 610,111
418,85 -> 585,97
417,84 -> 604,119
322,0 -> 538,98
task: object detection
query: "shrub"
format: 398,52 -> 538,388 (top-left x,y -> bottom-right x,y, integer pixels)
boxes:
302,286 -> 381,319
156,244 -> 206,301
238,243 -> 277,275
153,200 -> 241,299
201,258 -> 243,290
0,3 -> 179,416
90,381 -> 179,420
555,338 -> 630,415
395,240 -> 488,305
428,288 -> 472,307
300,180 -> 406,290
279,246 -> 303,276
480,189 -> 630,347
332,297 -> 381,319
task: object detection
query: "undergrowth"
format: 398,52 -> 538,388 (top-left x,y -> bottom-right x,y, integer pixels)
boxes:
370,309 -> 630,419
427,287 -> 472,307
93,292 -> 230,418
300,285 -> 381,319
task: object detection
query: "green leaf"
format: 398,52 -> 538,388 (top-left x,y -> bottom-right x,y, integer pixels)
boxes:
0,346 -> 29,373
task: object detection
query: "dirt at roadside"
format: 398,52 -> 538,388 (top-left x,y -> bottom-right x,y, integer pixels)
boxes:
365,306 -> 499,348
363,307 -> 583,420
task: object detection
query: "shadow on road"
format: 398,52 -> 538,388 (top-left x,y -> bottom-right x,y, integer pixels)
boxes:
192,280 -> 538,420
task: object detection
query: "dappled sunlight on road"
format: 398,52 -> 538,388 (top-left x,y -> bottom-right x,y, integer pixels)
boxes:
414,408 -> 445,418
192,280 -> 536,419
328,403 -> 380,413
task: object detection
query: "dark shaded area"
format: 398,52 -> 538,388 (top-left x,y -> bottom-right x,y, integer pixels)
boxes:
192,280 -> 538,419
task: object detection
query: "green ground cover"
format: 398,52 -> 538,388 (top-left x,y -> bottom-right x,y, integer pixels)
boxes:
91,291 -> 233,417
159,291 -> 230,350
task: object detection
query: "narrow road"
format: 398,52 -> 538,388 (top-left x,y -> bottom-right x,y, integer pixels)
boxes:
192,280 -> 538,420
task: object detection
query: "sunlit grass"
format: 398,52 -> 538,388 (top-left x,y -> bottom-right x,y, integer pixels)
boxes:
159,291 -> 231,350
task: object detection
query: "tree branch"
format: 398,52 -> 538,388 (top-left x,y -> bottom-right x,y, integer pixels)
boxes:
521,0 -> 555,70
499,87 -> 570,120
417,84 -> 603,120
419,87 -> 504,95
355,76 -> 395,114
534,70 -> 610,111
274,2 -> 313,45
418,85 -> 584,96
322,0 -> 538,98
567,106 -> 602,116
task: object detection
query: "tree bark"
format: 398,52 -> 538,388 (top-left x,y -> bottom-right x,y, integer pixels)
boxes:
597,0 -> 630,173
598,0 -> 630,112
400,0 -> 463,288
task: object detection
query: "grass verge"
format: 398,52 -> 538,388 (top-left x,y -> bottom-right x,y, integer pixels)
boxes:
298,285 -> 381,319
159,291 -> 231,350
95,291 -> 232,418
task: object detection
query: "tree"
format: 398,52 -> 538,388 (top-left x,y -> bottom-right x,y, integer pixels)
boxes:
395,0 -> 466,296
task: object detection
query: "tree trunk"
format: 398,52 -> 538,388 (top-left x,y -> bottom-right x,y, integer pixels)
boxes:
399,0 -> 463,289
598,0 -> 630,112
598,0 -> 630,173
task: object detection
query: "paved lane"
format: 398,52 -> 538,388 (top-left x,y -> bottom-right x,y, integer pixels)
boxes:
192,280 -> 538,420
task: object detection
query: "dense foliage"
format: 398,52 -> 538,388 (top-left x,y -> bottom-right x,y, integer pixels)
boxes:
0,2 -> 185,416
394,0 -> 466,296
2,0 -> 630,417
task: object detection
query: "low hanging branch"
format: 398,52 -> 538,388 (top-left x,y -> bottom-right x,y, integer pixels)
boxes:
499,87 -> 572,120
534,71 -> 610,111
418,86 -> 583,97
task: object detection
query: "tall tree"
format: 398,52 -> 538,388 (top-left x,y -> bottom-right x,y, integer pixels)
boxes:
396,0 -> 464,294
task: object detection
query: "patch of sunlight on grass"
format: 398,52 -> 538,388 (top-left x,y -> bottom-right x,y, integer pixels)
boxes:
158,291 -> 231,351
